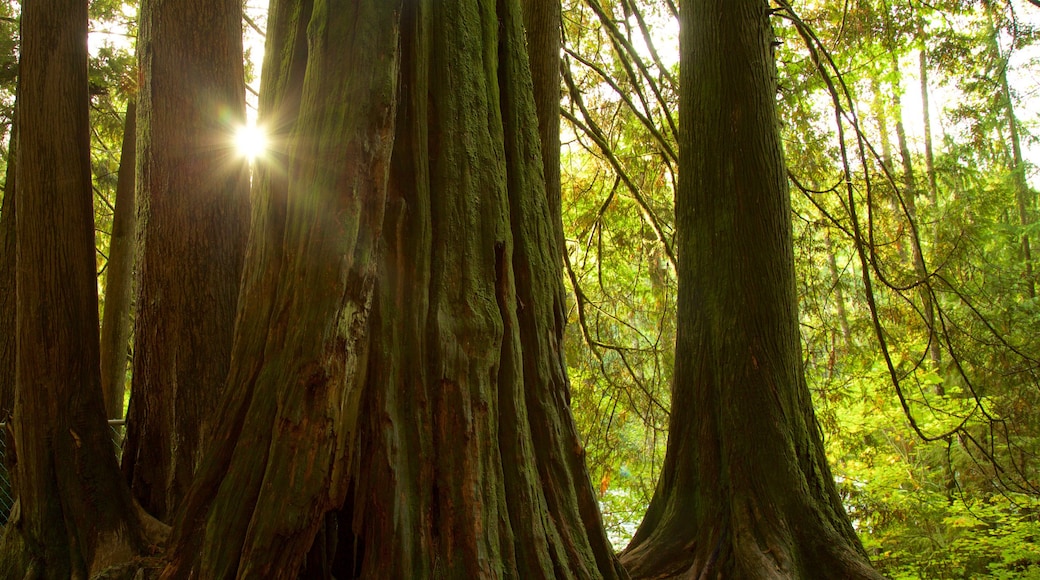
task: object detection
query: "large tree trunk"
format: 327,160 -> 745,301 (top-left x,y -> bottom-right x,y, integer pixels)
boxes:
347,0 -> 621,577
161,0 -> 623,576
0,0 -> 149,575
521,0 -> 564,252
619,1 -> 881,578
99,101 -> 137,421
121,0 -> 250,521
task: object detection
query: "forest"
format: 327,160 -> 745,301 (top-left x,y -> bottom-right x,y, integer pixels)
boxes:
0,0 -> 1037,578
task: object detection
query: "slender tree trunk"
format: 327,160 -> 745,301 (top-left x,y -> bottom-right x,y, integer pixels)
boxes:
619,1 -> 881,577
121,0 -> 250,521
918,50 -> 938,204
99,101 -> 137,421
998,49 -> 1036,299
0,1 -> 151,574
892,84 -> 942,375
0,111 -> 14,418
871,77 -> 894,174
980,8 -> 1036,298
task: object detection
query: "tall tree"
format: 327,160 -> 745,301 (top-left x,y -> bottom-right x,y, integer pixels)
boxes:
99,101 -> 137,420
0,111 -> 14,418
995,29 -> 1037,300
0,0 -> 152,574
619,1 -> 881,577
159,0 -> 623,576
120,0 -> 251,521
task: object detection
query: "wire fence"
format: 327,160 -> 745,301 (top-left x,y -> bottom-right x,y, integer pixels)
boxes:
0,420 -> 125,526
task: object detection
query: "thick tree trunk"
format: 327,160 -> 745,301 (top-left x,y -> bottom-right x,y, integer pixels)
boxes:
99,101 -> 137,421
0,111 -> 14,418
619,1 -> 881,578
121,0 -> 250,521
161,1 -> 400,575
0,1 -> 149,575
163,0 -> 623,576
998,47 -> 1036,300
347,0 -> 621,577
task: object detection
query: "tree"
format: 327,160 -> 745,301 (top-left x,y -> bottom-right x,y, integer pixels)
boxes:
523,0 -> 564,250
0,111 -> 14,418
98,101 -> 136,421
120,0 -> 251,521
156,0 -> 623,576
618,0 -> 882,577
0,0 -> 157,574
0,1 -> 18,415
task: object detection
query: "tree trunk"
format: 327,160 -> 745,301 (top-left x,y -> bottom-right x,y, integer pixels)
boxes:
161,0 -> 624,576
997,40 -> 1036,300
619,1 -> 881,577
0,110 -> 14,418
348,0 -> 621,576
160,0 -> 400,575
0,1 -> 149,574
121,0 -> 251,522
521,0 -> 564,253
823,230 -> 852,353
99,101 -> 137,421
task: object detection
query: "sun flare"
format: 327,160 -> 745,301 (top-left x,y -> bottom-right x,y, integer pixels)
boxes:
233,122 -> 269,162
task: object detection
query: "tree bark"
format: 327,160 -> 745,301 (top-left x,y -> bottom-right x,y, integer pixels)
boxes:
0,0 -> 149,574
99,101 -> 137,421
347,0 -> 621,576
619,1 -> 881,577
997,41 -> 1036,300
121,0 -> 251,521
162,0 -> 624,576
0,110 -> 14,418
918,50 -> 938,204
892,80 -> 941,376
521,0 -> 564,254
823,230 -> 852,353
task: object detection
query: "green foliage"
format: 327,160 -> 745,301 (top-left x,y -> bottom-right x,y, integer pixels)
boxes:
560,0 -> 1040,571
560,0 -> 679,549
814,354 -> 1040,579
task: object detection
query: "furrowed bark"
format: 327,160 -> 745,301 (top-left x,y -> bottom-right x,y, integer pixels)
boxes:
346,0 -> 623,577
161,1 -> 401,575
99,101 -> 137,421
